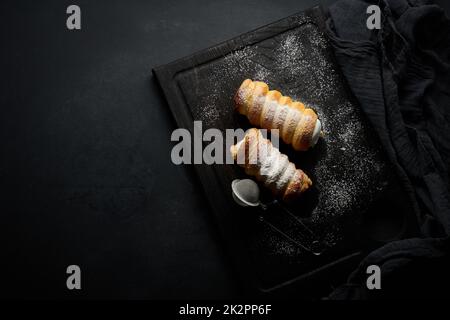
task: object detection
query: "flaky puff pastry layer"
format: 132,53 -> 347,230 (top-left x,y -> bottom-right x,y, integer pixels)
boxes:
235,79 -> 322,151
230,128 -> 312,201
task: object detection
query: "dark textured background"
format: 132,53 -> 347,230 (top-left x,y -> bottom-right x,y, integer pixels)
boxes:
1,0 -> 449,299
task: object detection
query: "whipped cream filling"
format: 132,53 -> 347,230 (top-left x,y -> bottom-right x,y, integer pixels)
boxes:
310,119 -> 322,147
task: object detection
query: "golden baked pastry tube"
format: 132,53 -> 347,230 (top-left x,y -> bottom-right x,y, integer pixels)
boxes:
230,128 -> 312,201
235,79 -> 323,151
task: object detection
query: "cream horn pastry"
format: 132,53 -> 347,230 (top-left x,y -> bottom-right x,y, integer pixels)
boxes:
230,128 -> 312,201
235,79 -> 322,151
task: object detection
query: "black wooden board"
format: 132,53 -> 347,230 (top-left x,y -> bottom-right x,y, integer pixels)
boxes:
153,6 -> 405,294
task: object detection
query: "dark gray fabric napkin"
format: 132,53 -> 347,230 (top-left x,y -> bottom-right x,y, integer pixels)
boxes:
325,0 -> 450,299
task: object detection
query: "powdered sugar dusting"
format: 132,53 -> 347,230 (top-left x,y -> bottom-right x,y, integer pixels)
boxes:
198,103 -> 220,123
311,101 -> 386,227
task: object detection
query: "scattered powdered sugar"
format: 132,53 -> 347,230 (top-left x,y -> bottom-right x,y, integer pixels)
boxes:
310,100 -> 387,228
222,46 -> 256,74
266,233 -> 299,256
253,66 -> 271,83
272,28 -> 340,101
324,182 -> 354,212
198,103 -> 220,123
278,34 -> 304,67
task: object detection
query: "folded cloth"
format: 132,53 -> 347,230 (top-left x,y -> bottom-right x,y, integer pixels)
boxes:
325,0 -> 450,299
